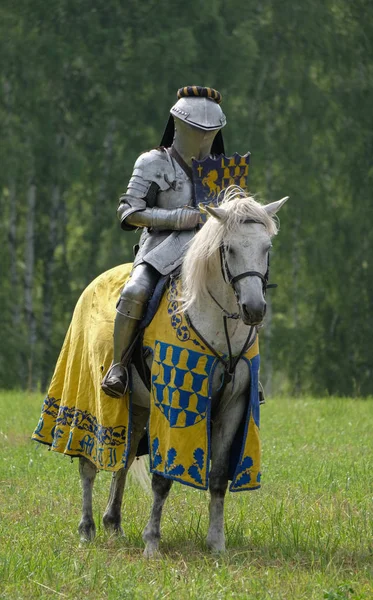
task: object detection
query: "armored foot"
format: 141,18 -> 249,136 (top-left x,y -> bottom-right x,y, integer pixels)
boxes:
101,363 -> 128,398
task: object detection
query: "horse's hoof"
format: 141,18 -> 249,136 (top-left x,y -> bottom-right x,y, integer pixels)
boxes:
103,514 -> 124,536
206,535 -> 226,553
207,543 -> 226,553
78,519 -> 96,542
105,524 -> 125,537
143,542 -> 160,559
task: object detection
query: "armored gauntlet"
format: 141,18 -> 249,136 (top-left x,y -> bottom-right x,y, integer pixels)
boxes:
125,206 -> 200,230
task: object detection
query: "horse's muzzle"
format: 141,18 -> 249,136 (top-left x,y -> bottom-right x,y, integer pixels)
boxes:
240,302 -> 266,326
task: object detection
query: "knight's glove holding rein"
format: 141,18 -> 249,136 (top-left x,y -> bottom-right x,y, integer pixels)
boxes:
126,207 -> 201,231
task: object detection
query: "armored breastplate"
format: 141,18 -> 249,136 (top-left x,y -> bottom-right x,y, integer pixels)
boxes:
156,157 -> 193,210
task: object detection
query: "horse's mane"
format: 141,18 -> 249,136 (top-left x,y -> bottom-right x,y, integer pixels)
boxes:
181,186 -> 279,311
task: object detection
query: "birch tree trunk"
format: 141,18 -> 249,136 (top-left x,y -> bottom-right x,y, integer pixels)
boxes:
4,80 -> 21,329
263,121 -> 274,397
8,179 -> 21,329
40,183 -> 60,391
87,118 -> 116,280
25,179 -> 37,391
291,213 -> 301,396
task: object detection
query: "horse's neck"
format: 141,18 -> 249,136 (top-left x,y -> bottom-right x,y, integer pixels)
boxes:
186,256 -> 252,356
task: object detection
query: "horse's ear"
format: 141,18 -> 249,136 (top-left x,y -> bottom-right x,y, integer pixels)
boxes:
199,204 -> 228,222
263,197 -> 289,216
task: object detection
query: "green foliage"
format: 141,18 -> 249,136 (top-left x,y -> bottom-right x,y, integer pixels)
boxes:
0,0 -> 372,394
324,584 -> 361,600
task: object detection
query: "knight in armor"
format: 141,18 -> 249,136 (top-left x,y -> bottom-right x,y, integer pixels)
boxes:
101,86 -> 226,398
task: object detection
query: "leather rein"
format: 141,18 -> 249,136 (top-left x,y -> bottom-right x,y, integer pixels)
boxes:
195,219 -> 277,414
136,219 -> 277,417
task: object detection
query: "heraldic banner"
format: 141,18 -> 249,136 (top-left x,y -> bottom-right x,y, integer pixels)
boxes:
192,152 -> 250,215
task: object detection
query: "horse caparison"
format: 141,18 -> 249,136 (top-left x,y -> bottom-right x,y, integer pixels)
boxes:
77,187 -> 288,555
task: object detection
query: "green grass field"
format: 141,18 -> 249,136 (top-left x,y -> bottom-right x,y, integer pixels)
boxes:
0,392 -> 372,600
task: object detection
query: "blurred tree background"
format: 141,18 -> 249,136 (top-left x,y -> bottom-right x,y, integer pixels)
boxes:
0,0 -> 372,395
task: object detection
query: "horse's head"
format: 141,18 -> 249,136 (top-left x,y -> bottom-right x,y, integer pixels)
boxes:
181,187 -> 288,326
205,199 -> 287,324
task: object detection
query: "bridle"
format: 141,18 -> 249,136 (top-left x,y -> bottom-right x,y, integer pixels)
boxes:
209,219 -> 277,320
187,218 -> 278,410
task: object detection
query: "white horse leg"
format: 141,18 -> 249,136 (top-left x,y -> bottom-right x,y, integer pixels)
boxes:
103,404 -> 149,535
143,473 -> 173,557
78,456 -> 97,541
207,393 -> 247,552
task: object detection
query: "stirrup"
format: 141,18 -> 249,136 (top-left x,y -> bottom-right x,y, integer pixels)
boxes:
101,362 -> 129,399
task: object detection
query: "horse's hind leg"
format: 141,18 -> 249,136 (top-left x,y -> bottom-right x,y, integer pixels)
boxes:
143,473 -> 173,558
103,405 -> 149,535
78,456 -> 97,541
102,468 -> 127,535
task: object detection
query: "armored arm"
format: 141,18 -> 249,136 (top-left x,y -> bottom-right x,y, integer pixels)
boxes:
124,205 -> 200,230
117,149 -> 199,231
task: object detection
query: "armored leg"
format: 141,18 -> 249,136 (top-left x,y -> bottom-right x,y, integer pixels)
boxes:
101,263 -> 160,398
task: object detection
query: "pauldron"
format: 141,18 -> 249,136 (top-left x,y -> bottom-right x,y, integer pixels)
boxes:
118,149 -> 177,230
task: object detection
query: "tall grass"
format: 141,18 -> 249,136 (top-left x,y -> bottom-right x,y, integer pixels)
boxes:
0,392 -> 372,599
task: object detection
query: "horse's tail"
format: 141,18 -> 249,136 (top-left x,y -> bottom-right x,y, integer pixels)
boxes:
130,456 -> 151,493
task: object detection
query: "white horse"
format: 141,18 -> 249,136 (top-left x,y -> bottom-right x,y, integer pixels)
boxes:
78,188 -> 288,555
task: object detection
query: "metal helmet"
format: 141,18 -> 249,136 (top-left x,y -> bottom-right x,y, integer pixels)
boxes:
160,86 -> 226,155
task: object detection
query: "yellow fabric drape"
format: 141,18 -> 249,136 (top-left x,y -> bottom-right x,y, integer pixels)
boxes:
32,264 -> 132,471
32,266 -> 261,491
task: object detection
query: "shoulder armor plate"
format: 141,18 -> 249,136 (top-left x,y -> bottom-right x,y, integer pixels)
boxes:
131,149 -> 176,193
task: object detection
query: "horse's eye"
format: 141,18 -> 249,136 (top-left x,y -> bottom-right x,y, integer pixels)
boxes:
227,246 -> 235,255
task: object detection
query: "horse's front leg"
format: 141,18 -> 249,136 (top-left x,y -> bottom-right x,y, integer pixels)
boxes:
143,473 -> 173,557
103,404 -> 149,535
78,456 -> 98,541
207,393 -> 247,552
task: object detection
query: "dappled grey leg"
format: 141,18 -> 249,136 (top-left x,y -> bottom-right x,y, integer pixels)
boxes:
207,461 -> 229,552
207,393 -> 247,552
143,473 -> 173,557
78,456 -> 97,542
103,404 -> 149,535
102,468 -> 127,535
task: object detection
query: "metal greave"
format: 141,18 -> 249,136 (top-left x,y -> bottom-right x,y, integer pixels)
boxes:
112,311 -> 141,365
113,263 -> 160,365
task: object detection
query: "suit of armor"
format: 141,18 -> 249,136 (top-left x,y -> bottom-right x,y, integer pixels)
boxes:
119,147 -> 197,276
102,87 -> 226,398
